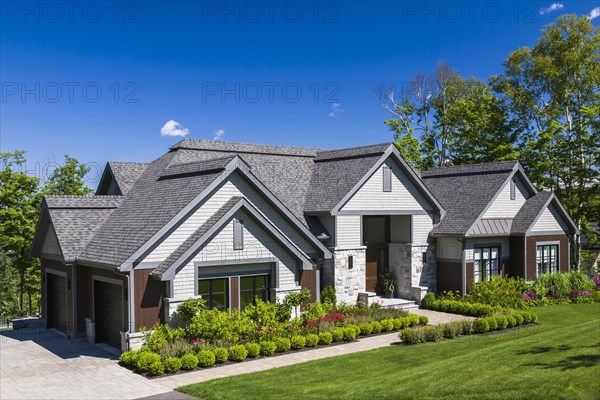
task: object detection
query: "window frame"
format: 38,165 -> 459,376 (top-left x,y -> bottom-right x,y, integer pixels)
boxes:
473,246 -> 501,283
239,274 -> 270,310
197,277 -> 230,311
536,243 -> 559,276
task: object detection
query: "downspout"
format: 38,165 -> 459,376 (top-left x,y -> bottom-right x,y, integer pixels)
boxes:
459,238 -> 467,296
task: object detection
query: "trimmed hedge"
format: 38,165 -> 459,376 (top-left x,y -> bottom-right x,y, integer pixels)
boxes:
228,345 -> 248,362
291,335 -> 306,350
197,350 -> 216,367
305,333 -> 319,347
213,348 -> 228,363
275,337 -> 291,353
260,341 -> 277,356
164,357 -> 182,374
180,354 -> 199,370
318,332 -> 333,345
422,296 -> 502,317
245,342 -> 260,358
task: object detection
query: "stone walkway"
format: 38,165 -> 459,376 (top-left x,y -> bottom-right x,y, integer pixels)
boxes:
155,309 -> 473,390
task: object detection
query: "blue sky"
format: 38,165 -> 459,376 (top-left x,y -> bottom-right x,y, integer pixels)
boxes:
1,0 -> 598,187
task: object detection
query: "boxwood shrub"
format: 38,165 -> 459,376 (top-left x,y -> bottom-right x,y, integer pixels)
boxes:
391,318 -> 403,330
408,314 -> 420,326
290,335 -> 306,350
137,352 -> 161,372
245,342 -> 260,358
370,321 -> 382,334
119,350 -> 139,368
486,316 -> 498,330
423,326 -> 442,342
380,319 -> 394,332
343,327 -> 357,341
418,315 -> 429,326
473,318 -> 489,334
197,350 -> 216,367
513,312 -> 524,326
164,357 -> 182,374
359,323 -> 373,335
331,328 -> 344,342
149,361 -> 165,376
180,354 -> 198,370
228,345 -> 248,362
275,337 -> 291,353
318,331 -> 333,345
305,333 -> 319,347
506,315 -> 517,328
399,327 -> 425,344
495,315 -> 508,330
213,348 -> 229,364
260,341 -> 277,356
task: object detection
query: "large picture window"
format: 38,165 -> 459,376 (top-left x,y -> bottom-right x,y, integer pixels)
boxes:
197,278 -> 229,311
473,246 -> 500,283
537,244 -> 559,275
240,275 -> 270,310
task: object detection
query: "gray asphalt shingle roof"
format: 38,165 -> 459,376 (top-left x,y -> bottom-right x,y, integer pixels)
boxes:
511,191 -> 553,235
421,161 -> 518,236
107,162 -> 148,195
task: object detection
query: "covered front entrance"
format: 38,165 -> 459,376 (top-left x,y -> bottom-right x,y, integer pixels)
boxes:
46,272 -> 68,333
93,279 -> 123,349
363,216 -> 389,294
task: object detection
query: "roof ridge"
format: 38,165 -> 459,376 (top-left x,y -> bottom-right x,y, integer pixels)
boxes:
171,138 -> 325,153
45,194 -> 123,198
108,161 -> 149,165
426,160 -> 518,172
315,142 -> 392,155
165,154 -> 237,169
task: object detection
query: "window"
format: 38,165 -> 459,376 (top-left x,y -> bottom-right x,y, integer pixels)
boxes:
197,278 -> 229,311
537,244 -> 559,275
473,246 -> 500,282
510,180 -> 516,200
383,166 -> 392,192
240,275 -> 270,310
233,219 -> 244,250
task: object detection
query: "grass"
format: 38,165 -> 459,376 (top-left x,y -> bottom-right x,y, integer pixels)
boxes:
178,303 -> 600,400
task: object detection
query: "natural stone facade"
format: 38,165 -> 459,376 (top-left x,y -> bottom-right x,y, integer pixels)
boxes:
332,248 -> 366,304
389,243 -> 436,301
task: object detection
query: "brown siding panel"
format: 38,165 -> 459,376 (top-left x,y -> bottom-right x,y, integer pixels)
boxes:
526,234 -> 569,280
300,269 -> 318,305
134,269 -> 165,331
230,277 -> 239,310
509,236 -> 525,278
436,261 -> 462,294
466,262 -> 474,293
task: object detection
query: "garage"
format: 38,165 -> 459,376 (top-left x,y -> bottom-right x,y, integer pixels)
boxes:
46,272 -> 68,333
93,279 -> 123,349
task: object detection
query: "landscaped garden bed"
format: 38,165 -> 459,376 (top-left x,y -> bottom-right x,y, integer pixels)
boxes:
119,290 -> 429,377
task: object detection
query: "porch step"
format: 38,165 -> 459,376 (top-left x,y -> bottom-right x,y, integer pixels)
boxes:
370,296 -> 418,310
364,291 -> 378,298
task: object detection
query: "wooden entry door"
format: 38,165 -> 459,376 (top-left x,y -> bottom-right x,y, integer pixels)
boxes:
365,260 -> 378,292
366,248 -> 386,293
94,280 -> 123,349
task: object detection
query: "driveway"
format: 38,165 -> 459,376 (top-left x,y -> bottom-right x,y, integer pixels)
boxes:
0,328 -> 173,400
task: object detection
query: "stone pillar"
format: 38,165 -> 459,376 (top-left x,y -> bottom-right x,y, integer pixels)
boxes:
332,248 -> 366,304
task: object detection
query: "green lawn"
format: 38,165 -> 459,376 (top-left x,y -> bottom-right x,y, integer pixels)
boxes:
178,303 -> 600,400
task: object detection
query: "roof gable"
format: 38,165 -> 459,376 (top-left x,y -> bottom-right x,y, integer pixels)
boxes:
512,192 -> 578,235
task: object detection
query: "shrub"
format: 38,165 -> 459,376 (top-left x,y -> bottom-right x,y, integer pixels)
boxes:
228,345 -> 248,362
408,314 -> 420,326
137,352 -> 161,372
290,335 -> 306,350
245,342 -> 260,358
505,315 -> 516,328
473,319 -> 489,334
285,289 -> 311,317
158,338 -> 196,360
175,297 -> 206,326
164,357 -> 182,374
213,348 -> 229,363
196,350 -> 216,367
275,337 -> 291,352
418,315 -> 429,326
380,319 -> 394,332
486,316 -> 498,330
399,328 -> 425,344
520,311 -> 531,324
495,315 -> 508,330
189,309 -> 249,344
180,354 -> 198,370
460,320 -> 474,335
343,327 -> 357,341
423,326 -> 442,342
442,322 -> 462,339
513,313 -> 524,326
391,318 -> 403,331
421,292 -> 436,308
119,350 -> 139,368
302,302 -> 326,323
359,323 -> 373,335
535,273 -> 571,296
321,285 -> 336,305
149,361 -> 165,376
144,324 -> 185,353
370,321 -> 382,334
318,331 -> 333,345
467,276 -> 529,308
305,333 -> 319,347
260,341 -> 277,356
331,328 -> 344,342
528,311 -> 538,323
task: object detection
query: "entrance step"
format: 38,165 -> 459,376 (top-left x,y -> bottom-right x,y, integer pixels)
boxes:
370,296 -> 418,310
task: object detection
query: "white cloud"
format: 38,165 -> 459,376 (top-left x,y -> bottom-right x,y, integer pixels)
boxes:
539,3 -> 564,15
213,129 -> 225,141
328,102 -> 344,118
160,120 -> 189,137
588,7 -> 600,20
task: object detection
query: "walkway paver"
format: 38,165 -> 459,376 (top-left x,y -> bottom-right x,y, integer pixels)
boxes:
0,328 -> 171,400
408,308 -> 475,325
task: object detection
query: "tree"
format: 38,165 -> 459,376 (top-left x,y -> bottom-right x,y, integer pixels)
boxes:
491,15 -> 600,268
0,151 -> 41,317
43,155 -> 92,196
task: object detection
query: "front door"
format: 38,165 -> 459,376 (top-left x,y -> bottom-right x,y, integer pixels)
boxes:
365,252 -> 379,292
46,273 -> 68,333
363,217 -> 389,294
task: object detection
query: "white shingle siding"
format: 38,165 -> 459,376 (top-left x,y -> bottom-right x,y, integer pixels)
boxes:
482,177 -> 528,218
142,173 -> 315,263
341,159 -> 433,212
412,214 -> 433,245
530,205 -> 569,234
172,209 -> 298,299
436,237 -> 462,261
336,215 -> 362,249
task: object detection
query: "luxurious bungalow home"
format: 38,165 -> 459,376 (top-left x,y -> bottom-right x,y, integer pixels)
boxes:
31,140 -> 578,350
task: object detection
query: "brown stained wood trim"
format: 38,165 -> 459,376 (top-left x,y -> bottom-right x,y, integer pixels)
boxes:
230,277 -> 239,311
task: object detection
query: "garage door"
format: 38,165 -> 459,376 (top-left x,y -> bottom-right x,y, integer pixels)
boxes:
94,280 -> 123,349
46,273 -> 68,333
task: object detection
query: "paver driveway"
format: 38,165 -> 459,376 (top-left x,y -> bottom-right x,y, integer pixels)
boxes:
0,328 -> 171,400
